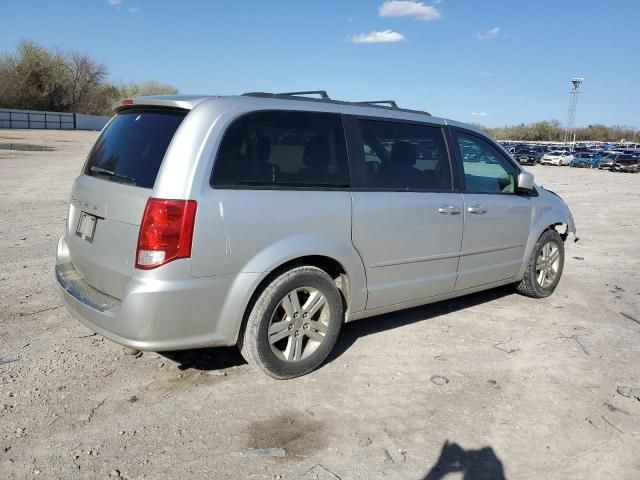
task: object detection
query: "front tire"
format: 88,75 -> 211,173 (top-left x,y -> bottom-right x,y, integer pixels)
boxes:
239,266 -> 344,379
516,229 -> 565,298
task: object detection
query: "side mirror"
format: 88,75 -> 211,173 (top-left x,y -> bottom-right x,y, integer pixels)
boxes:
517,171 -> 535,193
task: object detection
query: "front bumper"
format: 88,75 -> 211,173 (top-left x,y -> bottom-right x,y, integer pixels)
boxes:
612,165 -> 639,173
55,236 -> 257,351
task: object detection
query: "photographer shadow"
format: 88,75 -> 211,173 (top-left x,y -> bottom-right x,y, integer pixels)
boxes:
423,441 -> 506,480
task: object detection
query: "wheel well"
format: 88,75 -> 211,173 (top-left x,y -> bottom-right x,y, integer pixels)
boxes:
267,255 -> 349,302
547,223 -> 569,242
237,255 -> 350,343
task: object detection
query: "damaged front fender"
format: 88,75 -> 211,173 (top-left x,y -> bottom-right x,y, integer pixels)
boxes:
518,187 -> 578,278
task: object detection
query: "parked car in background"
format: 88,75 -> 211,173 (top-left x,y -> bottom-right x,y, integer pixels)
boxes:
530,146 -> 548,156
541,151 -> 574,166
595,152 -> 619,170
572,145 -> 591,153
570,152 -> 601,168
613,149 -> 640,156
611,155 -> 640,173
513,148 -> 542,165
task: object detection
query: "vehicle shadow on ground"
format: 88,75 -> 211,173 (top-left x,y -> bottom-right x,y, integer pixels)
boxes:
327,285 -> 515,363
162,346 -> 246,371
422,440 -> 507,480
163,285 -> 515,372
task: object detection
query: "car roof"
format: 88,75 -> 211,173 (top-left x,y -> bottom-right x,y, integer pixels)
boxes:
111,93 -> 490,138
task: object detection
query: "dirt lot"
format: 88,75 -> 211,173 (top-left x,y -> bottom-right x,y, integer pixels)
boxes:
1,129 -> 639,480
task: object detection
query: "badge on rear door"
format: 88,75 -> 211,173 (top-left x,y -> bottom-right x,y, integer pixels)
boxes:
76,212 -> 97,243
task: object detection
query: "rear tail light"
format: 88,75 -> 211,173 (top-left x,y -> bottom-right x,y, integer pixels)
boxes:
135,198 -> 197,269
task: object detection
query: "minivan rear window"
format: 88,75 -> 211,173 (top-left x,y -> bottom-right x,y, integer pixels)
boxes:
84,109 -> 186,189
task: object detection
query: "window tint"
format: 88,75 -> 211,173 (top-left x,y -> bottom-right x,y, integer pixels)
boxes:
455,131 -> 517,194
358,120 -> 452,190
85,109 -> 186,189
212,111 -> 349,188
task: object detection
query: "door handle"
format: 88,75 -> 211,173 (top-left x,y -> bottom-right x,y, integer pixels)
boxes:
467,204 -> 487,214
438,205 -> 461,215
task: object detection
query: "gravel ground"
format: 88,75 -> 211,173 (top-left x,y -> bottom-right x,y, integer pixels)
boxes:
1,130 -> 639,480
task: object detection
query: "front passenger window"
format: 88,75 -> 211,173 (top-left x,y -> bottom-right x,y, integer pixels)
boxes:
455,132 -> 516,194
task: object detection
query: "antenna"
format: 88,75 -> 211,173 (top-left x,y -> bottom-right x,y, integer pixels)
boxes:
563,77 -> 584,144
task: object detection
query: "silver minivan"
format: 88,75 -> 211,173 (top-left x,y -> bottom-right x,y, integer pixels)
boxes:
56,91 -> 576,378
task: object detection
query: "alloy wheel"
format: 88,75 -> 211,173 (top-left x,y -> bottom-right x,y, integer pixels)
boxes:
535,241 -> 560,288
267,287 -> 330,362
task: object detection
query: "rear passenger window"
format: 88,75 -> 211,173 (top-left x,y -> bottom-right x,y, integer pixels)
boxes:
212,111 -> 349,188
357,120 -> 452,191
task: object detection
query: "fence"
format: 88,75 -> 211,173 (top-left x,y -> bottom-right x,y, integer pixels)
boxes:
0,108 -> 110,131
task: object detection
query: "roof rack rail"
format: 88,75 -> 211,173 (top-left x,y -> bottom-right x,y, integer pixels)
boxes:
278,90 -> 330,99
241,91 -> 431,116
242,91 -> 330,100
353,100 -> 398,108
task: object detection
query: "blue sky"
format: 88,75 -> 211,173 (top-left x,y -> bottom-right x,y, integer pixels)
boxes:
1,1 -> 638,127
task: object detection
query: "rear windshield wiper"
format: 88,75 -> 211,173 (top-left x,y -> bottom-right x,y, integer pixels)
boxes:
90,166 -> 137,184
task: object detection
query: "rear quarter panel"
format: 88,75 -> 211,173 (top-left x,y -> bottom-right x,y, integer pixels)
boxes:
175,97 -> 368,314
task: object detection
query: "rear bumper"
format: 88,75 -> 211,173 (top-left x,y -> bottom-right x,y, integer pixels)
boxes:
516,158 -> 535,164
55,236 -> 258,351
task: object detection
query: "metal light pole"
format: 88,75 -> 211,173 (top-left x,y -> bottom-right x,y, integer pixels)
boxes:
563,77 -> 584,144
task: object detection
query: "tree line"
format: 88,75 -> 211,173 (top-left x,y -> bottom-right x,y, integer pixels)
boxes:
1,41 -> 637,140
0,40 -> 177,116
473,120 -> 638,143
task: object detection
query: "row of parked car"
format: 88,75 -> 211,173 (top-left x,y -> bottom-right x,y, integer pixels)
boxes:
500,142 -> 640,173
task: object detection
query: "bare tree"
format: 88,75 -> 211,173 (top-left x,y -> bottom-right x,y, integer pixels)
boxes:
64,51 -> 108,113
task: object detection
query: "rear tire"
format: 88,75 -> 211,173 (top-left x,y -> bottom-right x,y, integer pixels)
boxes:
516,229 -> 564,298
239,266 -> 344,379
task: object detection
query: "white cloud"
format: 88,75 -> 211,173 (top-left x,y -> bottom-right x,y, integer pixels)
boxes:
128,6 -> 140,13
480,71 -> 494,76
108,0 -> 123,5
378,1 -> 441,21
470,112 -> 490,117
350,30 -> 406,44
548,102 -> 557,106
476,27 -> 501,40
